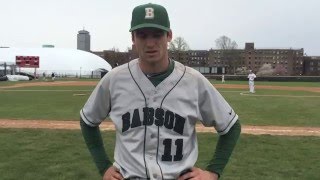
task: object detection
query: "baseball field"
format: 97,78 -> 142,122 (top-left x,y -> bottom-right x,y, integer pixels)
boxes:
0,79 -> 319,180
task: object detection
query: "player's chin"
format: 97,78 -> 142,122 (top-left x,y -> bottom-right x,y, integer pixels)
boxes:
144,56 -> 161,63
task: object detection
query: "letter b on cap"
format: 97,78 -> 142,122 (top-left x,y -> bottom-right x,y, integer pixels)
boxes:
145,8 -> 154,19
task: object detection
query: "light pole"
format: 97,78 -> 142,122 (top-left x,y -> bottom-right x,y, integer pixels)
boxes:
80,67 -> 82,79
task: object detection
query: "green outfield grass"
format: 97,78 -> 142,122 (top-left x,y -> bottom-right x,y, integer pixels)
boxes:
1,83 -> 319,126
210,80 -> 320,87
0,80 -> 319,180
0,81 -> 19,86
1,86 -> 95,91
0,89 -> 89,120
218,89 -> 320,126
0,129 -> 319,180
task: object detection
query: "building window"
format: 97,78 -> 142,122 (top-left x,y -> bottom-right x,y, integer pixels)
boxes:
211,67 -> 217,74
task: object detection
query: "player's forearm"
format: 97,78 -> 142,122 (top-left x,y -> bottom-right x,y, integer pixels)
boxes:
206,120 -> 241,177
80,118 -> 112,176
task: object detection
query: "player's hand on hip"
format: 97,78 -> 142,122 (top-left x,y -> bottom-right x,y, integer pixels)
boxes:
178,167 -> 218,180
103,166 -> 124,180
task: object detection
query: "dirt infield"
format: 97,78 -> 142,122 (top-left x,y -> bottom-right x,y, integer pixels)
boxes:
0,119 -> 319,136
1,81 -> 319,136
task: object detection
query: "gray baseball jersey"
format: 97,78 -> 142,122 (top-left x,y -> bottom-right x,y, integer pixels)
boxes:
80,59 -> 238,179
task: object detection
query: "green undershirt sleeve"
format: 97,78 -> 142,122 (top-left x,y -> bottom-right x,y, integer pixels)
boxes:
205,120 -> 241,177
80,118 -> 113,176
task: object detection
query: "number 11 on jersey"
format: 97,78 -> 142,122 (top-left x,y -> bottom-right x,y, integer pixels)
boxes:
161,139 -> 183,161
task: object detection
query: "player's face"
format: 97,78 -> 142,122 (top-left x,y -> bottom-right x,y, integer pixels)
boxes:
132,28 -> 172,65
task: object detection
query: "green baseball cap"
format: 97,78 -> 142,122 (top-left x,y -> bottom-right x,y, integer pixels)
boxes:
129,3 -> 170,32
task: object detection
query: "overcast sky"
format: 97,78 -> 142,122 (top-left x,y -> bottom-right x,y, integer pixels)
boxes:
1,0 -> 319,55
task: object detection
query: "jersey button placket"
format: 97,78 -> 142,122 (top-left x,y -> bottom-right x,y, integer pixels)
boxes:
153,90 -> 159,103
148,154 -> 153,160
153,173 -> 157,179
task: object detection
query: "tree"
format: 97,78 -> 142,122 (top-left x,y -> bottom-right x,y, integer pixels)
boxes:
169,37 -> 190,51
215,36 -> 238,50
169,37 -> 190,64
110,47 -> 120,52
235,66 -> 248,75
273,64 -> 286,75
108,47 -> 122,67
126,46 -> 132,52
257,64 -> 274,76
215,36 -> 240,74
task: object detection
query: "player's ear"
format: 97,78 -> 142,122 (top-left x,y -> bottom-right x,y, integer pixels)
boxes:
131,32 -> 135,45
167,30 -> 172,42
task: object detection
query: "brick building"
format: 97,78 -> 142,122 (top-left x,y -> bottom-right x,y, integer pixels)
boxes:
169,43 -> 304,75
303,56 -> 320,76
92,43 -> 318,76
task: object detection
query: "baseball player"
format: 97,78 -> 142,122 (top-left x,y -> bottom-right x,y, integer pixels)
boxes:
221,74 -> 225,83
42,72 -> 46,81
80,3 -> 241,180
248,70 -> 256,93
51,72 -> 55,81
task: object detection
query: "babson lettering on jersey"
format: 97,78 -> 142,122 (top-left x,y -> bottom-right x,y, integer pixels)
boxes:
122,107 -> 186,135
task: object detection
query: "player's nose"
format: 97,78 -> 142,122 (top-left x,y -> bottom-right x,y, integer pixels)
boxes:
145,37 -> 157,47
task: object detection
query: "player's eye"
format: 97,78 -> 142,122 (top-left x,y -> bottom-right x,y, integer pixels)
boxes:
153,32 -> 164,38
136,32 -> 147,39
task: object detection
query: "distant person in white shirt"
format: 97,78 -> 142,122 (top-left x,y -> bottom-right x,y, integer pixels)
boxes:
247,70 -> 256,93
221,74 -> 225,83
51,72 -> 55,81
42,72 -> 46,81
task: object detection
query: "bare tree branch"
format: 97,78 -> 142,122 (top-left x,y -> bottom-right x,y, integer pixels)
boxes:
214,36 -> 240,74
169,37 -> 190,51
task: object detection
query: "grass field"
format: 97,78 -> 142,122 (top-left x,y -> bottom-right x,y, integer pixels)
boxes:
0,129 -> 319,180
0,80 -> 319,127
0,79 -> 319,179
219,89 -> 320,126
210,80 -> 320,87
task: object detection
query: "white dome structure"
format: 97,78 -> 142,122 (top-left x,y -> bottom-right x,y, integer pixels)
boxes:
0,48 -> 112,77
